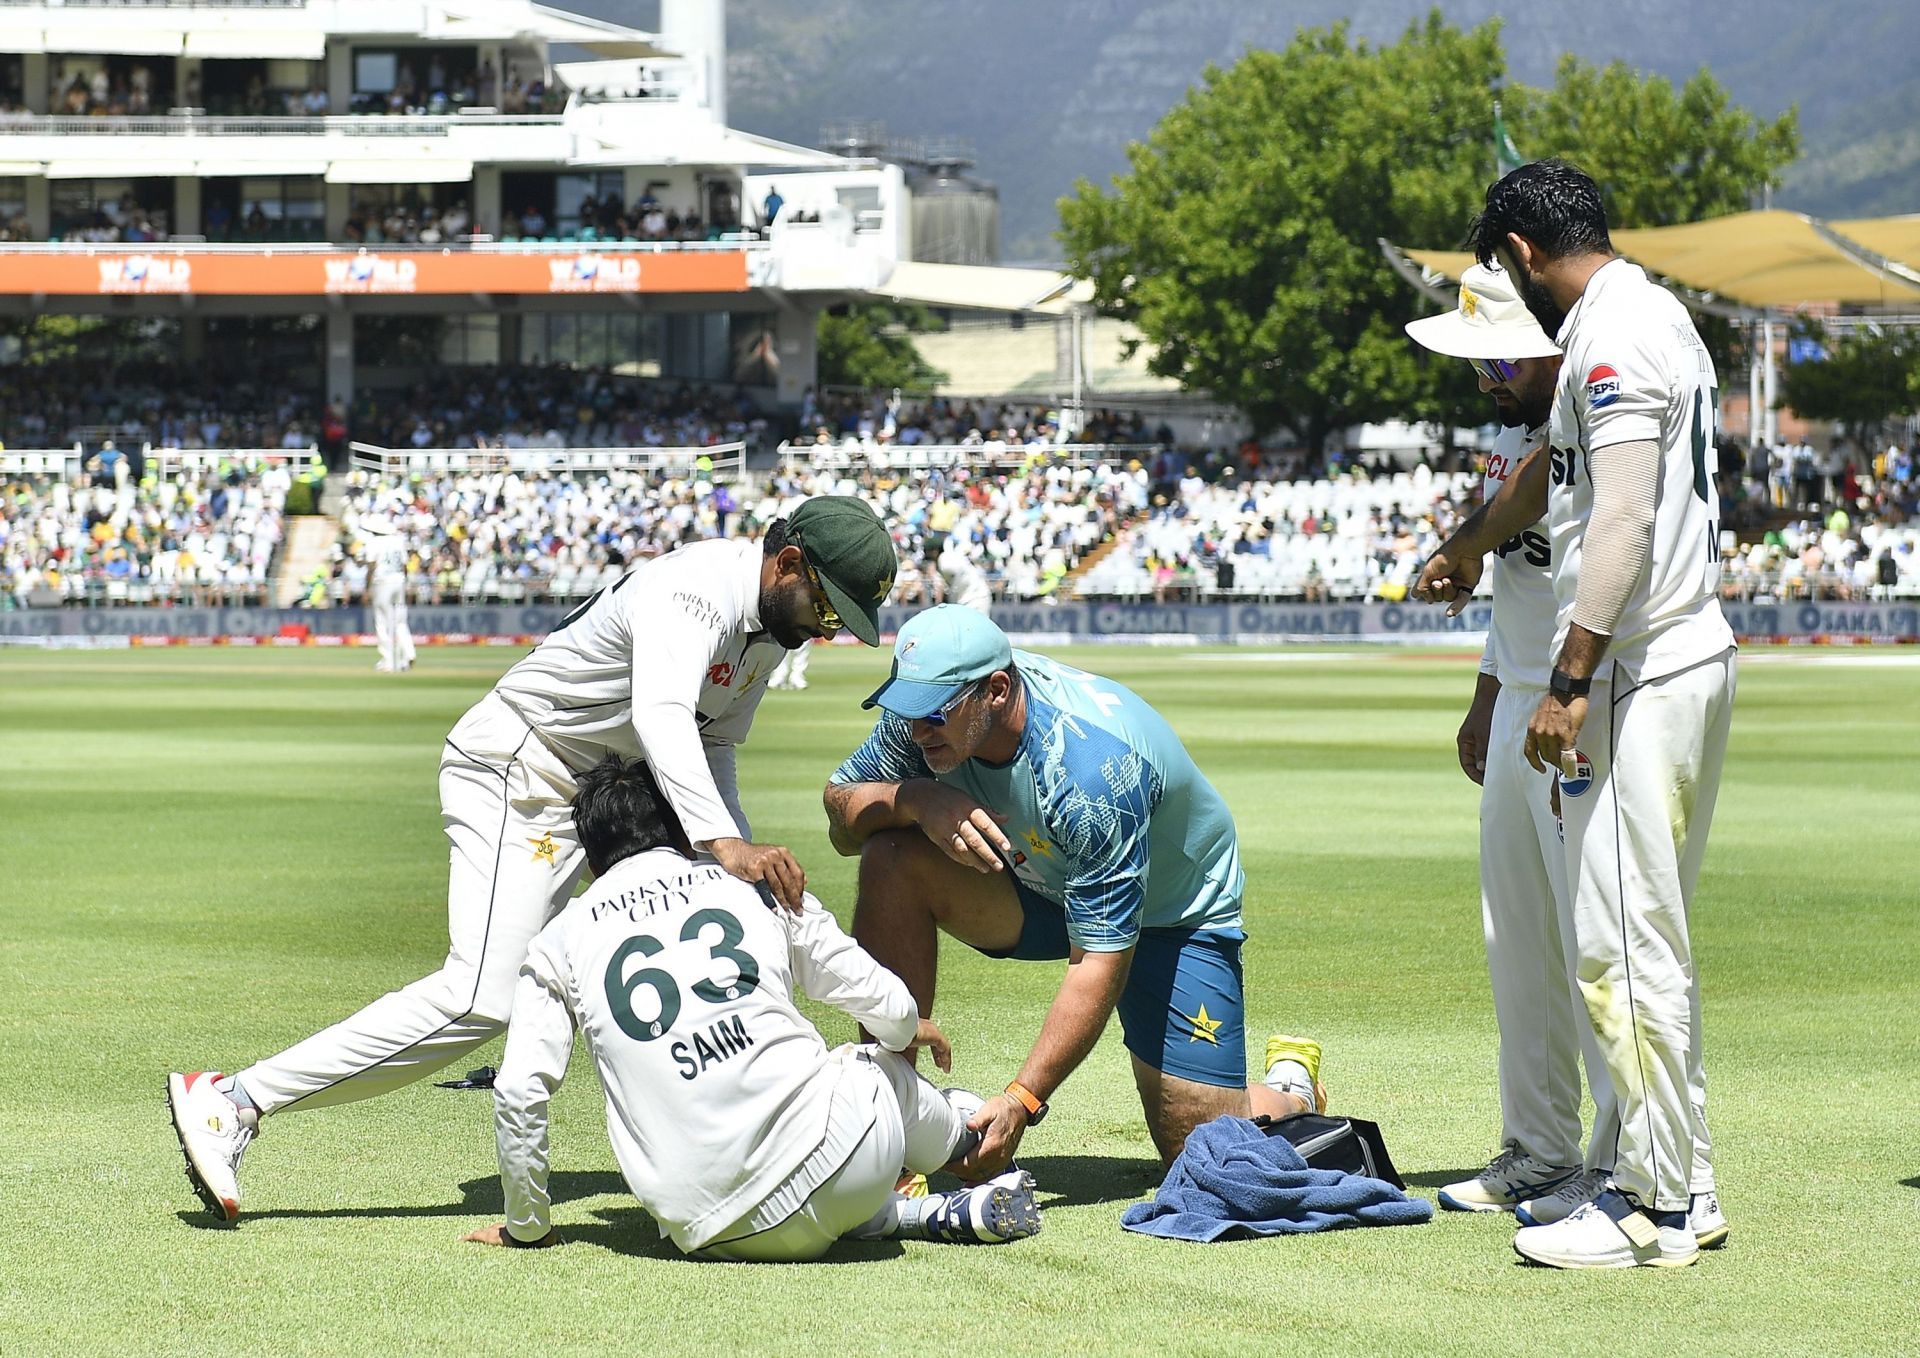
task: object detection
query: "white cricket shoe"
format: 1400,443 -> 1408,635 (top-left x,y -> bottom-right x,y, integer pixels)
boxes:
1690,1190 -> 1731,1249
167,1072 -> 253,1222
1438,1144 -> 1581,1213
1515,1167 -> 1610,1225
1512,1190 -> 1698,1269
920,1170 -> 1041,1244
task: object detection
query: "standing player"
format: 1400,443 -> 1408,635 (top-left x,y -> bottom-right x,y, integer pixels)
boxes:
1404,265 -> 1617,1215
823,606 -> 1326,1175
463,755 -> 1040,1259
767,638 -> 813,690
1423,160 -> 1735,1269
167,497 -> 899,1222
364,512 -> 415,674
928,533 -> 993,614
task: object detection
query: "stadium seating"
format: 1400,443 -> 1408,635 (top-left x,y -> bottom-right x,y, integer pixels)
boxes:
1075,467 -> 1478,602
355,366 -> 772,453
1,464 -> 289,609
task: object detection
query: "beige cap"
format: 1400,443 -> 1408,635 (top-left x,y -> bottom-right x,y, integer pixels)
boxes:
1405,262 -> 1560,360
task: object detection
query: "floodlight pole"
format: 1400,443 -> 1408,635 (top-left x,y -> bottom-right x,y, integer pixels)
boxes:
1762,317 -> 1779,447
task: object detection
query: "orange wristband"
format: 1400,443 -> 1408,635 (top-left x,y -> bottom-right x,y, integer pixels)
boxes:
1004,1080 -> 1047,1122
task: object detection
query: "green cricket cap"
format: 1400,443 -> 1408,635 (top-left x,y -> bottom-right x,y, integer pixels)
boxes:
786,495 -> 895,646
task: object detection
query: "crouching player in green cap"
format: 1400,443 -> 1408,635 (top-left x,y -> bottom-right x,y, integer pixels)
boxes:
824,606 -> 1325,1175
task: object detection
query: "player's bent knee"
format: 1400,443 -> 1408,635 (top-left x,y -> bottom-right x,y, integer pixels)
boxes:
405,960 -> 517,1027
856,829 -> 948,901
1133,1056 -> 1250,1164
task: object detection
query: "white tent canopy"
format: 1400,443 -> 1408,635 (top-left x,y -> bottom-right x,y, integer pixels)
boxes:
870,262 -> 1094,316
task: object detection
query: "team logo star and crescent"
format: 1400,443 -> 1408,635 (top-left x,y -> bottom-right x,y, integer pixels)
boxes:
529,832 -> 559,865
1175,1004 -> 1224,1044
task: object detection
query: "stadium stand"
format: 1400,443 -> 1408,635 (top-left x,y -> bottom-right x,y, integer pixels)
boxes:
1,459 -> 290,609
352,366 -> 772,453
0,361 -> 320,455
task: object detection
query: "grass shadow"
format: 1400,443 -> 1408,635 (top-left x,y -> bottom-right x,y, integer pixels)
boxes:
1902,1175 -> 1920,1191
567,1205 -> 905,1263
174,1170 -> 630,1229
1400,1168 -> 1482,1189
1004,1153 -> 1164,1208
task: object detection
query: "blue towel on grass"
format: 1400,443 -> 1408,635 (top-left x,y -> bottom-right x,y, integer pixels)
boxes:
1121,1115 -> 1434,1241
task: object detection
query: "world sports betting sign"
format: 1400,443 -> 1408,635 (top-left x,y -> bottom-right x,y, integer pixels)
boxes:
0,249 -> 749,296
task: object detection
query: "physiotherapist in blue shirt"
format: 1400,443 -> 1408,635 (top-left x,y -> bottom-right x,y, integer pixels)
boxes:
824,606 -> 1325,1175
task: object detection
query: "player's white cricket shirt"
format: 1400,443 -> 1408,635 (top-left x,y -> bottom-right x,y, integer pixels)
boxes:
492,849 -> 919,1251
488,538 -> 784,846
370,533 -> 409,583
1481,422 -> 1557,690
936,540 -> 993,611
1547,260 -> 1734,682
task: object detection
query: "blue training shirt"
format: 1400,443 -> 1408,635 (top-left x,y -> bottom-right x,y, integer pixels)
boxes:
831,650 -> 1244,951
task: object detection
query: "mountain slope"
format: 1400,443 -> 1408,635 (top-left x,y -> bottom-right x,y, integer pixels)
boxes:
580,1 -> 1920,260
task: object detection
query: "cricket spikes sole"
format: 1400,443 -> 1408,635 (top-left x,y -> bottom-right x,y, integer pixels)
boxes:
167,1072 -> 253,1223
923,1171 -> 1041,1244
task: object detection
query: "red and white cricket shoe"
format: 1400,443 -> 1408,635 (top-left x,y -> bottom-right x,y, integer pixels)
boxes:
167,1072 -> 253,1222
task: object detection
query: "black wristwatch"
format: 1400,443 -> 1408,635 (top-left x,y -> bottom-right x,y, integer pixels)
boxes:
1550,668 -> 1592,699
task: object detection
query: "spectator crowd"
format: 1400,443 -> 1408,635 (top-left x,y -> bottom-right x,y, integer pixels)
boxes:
1,458 -> 288,609
324,450 -> 1140,608
6,347 -> 1914,612
0,360 -> 319,456
350,365 -> 770,454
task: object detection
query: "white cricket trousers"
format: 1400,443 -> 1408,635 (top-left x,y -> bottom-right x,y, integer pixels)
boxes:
1480,681 -> 1616,1169
769,641 -> 811,687
237,695 -> 586,1114
372,576 -> 416,671
1558,649 -> 1735,1212
696,1046 -> 966,1263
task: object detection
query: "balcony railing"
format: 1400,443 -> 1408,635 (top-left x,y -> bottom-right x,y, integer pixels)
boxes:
0,113 -> 565,138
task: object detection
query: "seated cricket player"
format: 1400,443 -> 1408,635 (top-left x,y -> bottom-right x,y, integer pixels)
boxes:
823,605 -> 1325,1175
465,754 -> 1041,1261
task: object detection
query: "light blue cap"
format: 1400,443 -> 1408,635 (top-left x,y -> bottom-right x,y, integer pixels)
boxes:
862,606 -> 1013,719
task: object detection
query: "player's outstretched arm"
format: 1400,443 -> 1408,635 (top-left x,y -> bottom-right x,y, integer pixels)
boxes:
468,963 -> 574,1251
786,898 -> 922,1052
960,945 -> 1132,1179
1415,442 -> 1551,614
705,836 -> 807,911
823,778 -> 1011,871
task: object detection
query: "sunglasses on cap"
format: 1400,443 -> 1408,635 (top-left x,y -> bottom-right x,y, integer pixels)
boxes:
920,678 -> 985,728
1468,358 -> 1522,384
801,555 -> 842,630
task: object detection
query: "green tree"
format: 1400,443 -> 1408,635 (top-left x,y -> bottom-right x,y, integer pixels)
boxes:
1778,321 -> 1920,445
1506,59 -> 1800,228
1060,13 -> 1503,448
1059,11 -> 1802,449
816,303 -> 947,392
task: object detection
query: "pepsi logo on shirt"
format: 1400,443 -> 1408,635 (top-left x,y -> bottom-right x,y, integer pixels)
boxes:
1585,365 -> 1621,410
1558,749 -> 1595,798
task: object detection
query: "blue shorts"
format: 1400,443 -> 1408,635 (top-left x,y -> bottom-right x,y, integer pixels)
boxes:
974,879 -> 1248,1088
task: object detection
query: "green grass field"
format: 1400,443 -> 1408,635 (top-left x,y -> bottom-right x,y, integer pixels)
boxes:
2,643 -> 1915,1356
